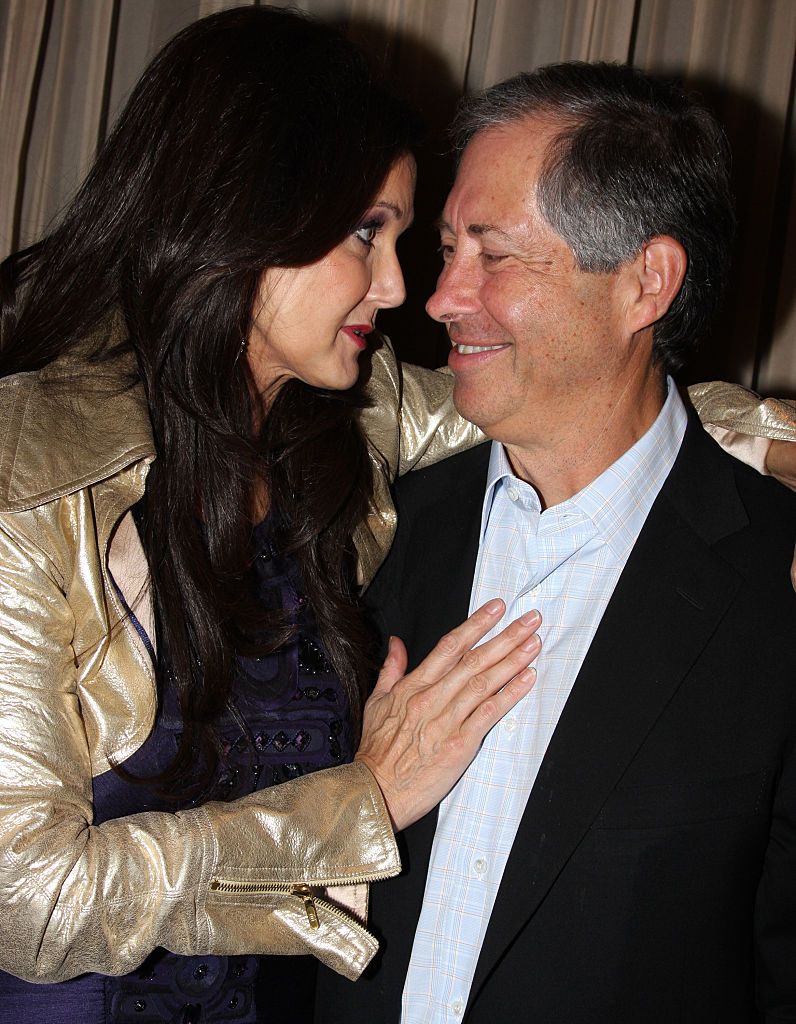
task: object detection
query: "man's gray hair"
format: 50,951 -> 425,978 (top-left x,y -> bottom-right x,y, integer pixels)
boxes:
451,62 -> 735,374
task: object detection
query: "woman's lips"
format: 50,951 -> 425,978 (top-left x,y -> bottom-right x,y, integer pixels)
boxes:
341,324 -> 373,350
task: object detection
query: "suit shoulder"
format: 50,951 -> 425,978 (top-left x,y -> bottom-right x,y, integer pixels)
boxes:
393,442 -> 489,508
730,451 -> 796,539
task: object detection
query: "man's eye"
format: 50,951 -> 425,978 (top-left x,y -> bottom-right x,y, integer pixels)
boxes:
438,244 -> 455,262
482,252 -> 505,265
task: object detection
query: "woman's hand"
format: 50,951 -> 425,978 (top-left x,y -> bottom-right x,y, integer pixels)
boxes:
355,600 -> 541,832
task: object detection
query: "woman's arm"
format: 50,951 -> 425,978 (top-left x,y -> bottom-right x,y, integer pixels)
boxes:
361,337 -> 483,482
0,508 -> 537,983
0,512 -> 397,982
365,345 -> 796,484
687,381 -> 796,487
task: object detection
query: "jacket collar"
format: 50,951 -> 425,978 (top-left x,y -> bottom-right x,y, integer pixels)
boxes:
0,343 -> 155,514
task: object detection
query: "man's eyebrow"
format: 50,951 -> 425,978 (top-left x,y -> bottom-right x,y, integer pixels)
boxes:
434,217 -> 513,242
469,222 -> 513,241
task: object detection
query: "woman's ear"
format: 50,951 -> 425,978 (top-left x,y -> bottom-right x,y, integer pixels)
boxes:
624,235 -> 688,334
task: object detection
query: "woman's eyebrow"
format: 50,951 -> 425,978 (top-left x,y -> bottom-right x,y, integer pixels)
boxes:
374,200 -> 404,218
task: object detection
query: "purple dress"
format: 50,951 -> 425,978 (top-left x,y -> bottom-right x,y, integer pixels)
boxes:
0,517 -> 355,1023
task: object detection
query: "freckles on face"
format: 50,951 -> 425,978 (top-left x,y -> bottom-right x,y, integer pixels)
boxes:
436,121 -> 630,445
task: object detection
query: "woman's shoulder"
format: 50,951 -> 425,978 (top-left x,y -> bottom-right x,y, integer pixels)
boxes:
0,353 -> 154,514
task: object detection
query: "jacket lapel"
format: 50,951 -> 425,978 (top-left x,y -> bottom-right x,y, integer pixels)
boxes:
469,419 -> 749,1001
398,444 -> 491,670
365,445 -> 490,1004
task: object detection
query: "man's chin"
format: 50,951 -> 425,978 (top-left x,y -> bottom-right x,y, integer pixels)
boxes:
451,385 -> 492,435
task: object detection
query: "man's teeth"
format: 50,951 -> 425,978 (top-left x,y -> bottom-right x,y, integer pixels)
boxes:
353,329 -> 364,338
456,344 -> 498,355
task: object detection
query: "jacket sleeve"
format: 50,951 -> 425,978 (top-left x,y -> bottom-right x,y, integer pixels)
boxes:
361,337 -> 484,482
0,511 -> 399,984
363,346 -> 796,484
687,381 -> 796,475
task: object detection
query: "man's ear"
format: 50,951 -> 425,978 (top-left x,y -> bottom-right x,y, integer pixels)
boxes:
624,236 -> 687,334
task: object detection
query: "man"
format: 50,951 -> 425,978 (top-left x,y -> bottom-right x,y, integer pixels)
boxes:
316,62 -> 796,1023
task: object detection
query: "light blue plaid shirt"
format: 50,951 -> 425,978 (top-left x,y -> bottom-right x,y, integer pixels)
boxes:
401,382 -> 688,1023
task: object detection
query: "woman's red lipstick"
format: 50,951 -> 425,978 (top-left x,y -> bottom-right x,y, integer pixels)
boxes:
341,324 -> 373,350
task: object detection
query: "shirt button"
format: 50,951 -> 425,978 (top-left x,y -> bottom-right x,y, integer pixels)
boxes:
503,717 -> 518,734
451,998 -> 465,1016
473,857 -> 488,876
506,486 -> 519,501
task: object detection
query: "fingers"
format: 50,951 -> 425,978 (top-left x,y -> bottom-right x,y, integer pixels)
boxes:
355,606 -> 542,833
371,636 -> 408,697
439,619 -> 541,724
459,664 -> 536,745
415,605 -> 541,705
412,598 -> 506,682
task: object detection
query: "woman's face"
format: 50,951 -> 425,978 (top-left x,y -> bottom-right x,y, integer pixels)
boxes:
248,154 -> 416,395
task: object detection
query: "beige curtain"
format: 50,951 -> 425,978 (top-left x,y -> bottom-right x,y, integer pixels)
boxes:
1,0 -> 794,391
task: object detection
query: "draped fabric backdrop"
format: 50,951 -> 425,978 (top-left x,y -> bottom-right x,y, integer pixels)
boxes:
1,0 -> 794,391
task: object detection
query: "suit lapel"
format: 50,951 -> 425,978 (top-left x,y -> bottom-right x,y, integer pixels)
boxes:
366,445 -> 491,1006
398,444 -> 491,670
469,419 -> 749,1001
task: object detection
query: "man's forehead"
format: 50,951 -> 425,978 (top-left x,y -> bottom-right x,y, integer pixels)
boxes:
440,121 -> 553,234
461,116 -> 558,174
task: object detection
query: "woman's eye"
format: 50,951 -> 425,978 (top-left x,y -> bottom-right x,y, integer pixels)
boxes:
482,252 -> 505,265
438,244 -> 454,262
354,224 -> 379,246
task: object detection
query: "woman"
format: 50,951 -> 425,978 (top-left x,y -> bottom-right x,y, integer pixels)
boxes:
0,7 -> 541,1022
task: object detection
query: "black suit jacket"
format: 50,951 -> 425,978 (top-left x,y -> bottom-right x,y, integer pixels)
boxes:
316,419 -> 796,1024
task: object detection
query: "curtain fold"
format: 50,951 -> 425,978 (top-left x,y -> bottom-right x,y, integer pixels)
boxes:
0,0 -> 50,254
1,0 -> 793,392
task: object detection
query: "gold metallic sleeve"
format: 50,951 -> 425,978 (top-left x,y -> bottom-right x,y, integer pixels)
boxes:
688,381 -> 796,475
0,503 -> 398,983
361,336 -> 484,483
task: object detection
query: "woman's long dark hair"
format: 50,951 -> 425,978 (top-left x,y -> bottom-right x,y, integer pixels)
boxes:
0,6 -> 419,796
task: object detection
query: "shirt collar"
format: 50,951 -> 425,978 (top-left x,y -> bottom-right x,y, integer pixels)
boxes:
480,379 -> 688,562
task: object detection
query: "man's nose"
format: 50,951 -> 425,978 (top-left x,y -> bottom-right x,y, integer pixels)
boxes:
425,259 -> 481,322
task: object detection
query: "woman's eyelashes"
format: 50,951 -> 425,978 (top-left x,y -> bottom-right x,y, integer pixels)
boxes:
353,214 -> 386,248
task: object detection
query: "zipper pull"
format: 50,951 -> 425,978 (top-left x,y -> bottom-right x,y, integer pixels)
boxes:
292,884 -> 320,929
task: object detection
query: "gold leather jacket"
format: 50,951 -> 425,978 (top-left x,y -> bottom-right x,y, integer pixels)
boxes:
0,336 -> 479,986
0,330 -> 790,985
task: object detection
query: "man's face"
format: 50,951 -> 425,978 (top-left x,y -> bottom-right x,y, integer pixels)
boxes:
427,117 -> 638,454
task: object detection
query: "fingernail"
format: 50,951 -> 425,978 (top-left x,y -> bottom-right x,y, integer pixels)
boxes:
485,599 -> 504,615
519,609 -> 541,626
521,633 -> 540,652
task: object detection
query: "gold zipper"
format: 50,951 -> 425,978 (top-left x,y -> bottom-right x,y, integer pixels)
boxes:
208,873 -> 391,931
292,883 -> 320,928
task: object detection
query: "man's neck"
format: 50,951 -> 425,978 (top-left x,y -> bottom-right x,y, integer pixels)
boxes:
504,370 -> 667,510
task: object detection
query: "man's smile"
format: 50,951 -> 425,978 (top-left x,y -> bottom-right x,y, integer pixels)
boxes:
448,341 -> 512,369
